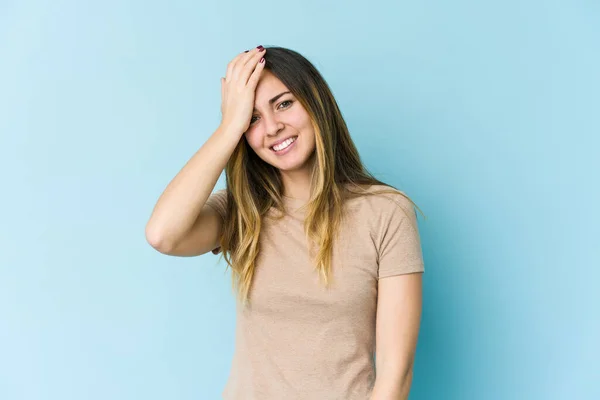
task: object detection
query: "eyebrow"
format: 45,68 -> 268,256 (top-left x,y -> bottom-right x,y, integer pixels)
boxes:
253,91 -> 291,112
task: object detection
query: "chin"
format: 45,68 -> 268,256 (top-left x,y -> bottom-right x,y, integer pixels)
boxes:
274,153 -> 316,172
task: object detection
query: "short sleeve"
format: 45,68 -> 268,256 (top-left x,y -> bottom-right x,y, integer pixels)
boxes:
204,189 -> 228,255
204,189 -> 228,221
376,193 -> 425,279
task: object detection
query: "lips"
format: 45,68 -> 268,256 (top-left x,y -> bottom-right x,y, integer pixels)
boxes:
269,135 -> 298,150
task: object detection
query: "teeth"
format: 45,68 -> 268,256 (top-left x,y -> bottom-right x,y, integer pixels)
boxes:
272,136 -> 297,152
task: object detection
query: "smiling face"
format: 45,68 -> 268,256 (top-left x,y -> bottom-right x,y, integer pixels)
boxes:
244,70 -> 316,174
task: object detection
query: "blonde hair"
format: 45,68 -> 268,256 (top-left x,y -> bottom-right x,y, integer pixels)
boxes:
216,46 -> 425,306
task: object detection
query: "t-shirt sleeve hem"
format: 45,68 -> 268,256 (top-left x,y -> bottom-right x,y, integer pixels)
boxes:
378,263 -> 425,279
205,201 -> 226,221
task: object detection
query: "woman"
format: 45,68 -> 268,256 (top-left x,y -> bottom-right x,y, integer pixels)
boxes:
145,45 -> 425,400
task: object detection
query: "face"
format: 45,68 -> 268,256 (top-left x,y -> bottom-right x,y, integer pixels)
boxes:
244,71 -> 316,173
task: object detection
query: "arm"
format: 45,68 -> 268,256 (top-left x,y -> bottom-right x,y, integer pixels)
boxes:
370,272 -> 423,400
145,47 -> 267,255
145,124 -> 241,255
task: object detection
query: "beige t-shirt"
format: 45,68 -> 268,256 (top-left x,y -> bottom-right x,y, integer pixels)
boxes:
205,184 -> 425,399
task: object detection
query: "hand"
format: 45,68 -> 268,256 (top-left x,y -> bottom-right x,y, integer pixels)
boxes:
220,46 -> 266,135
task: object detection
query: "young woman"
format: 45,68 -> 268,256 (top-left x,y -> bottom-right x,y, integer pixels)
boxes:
145,45 -> 425,400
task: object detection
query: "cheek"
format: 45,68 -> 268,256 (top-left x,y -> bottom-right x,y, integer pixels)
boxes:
292,114 -> 314,140
244,130 -> 262,150
286,110 -> 311,129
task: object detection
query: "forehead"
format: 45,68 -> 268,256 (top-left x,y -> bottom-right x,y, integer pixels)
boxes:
255,71 -> 289,99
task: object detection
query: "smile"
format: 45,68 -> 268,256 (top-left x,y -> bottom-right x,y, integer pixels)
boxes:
271,136 -> 298,153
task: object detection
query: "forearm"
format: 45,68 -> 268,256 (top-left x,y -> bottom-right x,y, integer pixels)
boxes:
145,124 -> 241,250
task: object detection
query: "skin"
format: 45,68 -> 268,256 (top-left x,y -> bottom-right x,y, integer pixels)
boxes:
370,272 -> 423,400
243,70 -> 316,201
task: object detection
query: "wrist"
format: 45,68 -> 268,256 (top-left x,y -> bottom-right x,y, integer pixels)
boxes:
218,122 -> 245,138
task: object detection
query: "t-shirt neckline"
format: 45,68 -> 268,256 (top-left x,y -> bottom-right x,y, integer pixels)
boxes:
281,194 -> 308,212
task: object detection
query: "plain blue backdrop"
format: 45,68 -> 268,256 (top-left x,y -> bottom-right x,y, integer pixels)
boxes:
1,0 -> 598,399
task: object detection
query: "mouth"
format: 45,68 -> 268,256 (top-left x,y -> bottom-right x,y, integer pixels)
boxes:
270,135 -> 298,153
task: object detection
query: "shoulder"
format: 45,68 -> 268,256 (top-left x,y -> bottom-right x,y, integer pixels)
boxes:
205,188 -> 229,220
207,188 -> 228,202
211,188 -> 228,197
346,184 -> 415,217
206,188 -> 228,204
344,184 -> 421,240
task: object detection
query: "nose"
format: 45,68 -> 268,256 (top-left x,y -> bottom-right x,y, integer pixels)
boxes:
262,111 -> 284,137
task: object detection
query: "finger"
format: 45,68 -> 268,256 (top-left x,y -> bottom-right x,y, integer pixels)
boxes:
232,46 -> 265,83
239,50 -> 266,86
241,46 -> 265,68
247,56 -> 266,88
226,47 -> 261,83
226,50 -> 250,83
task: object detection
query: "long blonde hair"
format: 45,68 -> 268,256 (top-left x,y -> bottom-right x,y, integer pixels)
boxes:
217,46 -> 424,306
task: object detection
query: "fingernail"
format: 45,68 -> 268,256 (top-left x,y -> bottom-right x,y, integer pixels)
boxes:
244,50 -> 249,53
260,57 -> 265,63
257,45 -> 264,50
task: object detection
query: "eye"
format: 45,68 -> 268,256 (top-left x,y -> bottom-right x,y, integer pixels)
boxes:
250,100 -> 293,125
278,100 -> 293,109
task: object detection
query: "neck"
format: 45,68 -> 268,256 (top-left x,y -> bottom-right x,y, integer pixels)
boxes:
279,159 -> 315,201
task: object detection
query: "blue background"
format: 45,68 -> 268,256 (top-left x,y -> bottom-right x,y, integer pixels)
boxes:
1,1 -> 598,399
